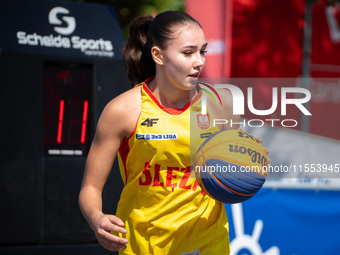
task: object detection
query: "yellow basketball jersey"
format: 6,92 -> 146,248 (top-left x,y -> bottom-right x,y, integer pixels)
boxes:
116,79 -> 230,255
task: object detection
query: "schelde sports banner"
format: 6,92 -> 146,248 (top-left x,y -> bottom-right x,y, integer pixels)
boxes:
0,0 -> 124,59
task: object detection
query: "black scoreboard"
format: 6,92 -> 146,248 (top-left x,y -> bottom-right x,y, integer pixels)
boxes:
0,0 -> 129,254
43,63 -> 92,156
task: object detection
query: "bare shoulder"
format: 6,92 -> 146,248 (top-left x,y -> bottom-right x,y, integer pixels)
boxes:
98,86 -> 142,139
105,86 -> 141,116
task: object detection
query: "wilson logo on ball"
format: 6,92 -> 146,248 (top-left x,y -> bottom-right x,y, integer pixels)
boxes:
195,129 -> 268,204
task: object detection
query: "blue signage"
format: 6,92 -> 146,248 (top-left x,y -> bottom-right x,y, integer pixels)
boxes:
225,188 -> 340,255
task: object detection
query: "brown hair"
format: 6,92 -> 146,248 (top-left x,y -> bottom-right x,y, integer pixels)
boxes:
123,11 -> 201,86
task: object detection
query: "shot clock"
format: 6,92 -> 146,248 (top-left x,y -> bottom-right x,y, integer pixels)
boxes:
0,0 -> 130,252
43,63 -> 91,156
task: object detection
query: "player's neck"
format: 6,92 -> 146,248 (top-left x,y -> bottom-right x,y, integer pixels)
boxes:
148,74 -> 195,109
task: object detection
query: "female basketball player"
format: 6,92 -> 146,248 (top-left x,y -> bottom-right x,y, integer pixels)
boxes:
79,11 -> 268,254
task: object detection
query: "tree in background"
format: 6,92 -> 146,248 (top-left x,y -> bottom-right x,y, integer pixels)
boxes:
66,0 -> 184,38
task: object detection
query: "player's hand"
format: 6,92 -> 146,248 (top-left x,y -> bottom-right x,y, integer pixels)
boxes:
92,213 -> 128,251
237,127 -> 271,164
256,137 -> 270,163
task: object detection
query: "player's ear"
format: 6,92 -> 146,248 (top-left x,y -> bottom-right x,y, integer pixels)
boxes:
151,46 -> 163,66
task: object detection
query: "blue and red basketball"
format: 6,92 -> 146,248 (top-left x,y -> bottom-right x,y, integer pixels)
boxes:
195,129 -> 268,204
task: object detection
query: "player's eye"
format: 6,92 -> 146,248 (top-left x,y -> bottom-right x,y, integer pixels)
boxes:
201,50 -> 207,55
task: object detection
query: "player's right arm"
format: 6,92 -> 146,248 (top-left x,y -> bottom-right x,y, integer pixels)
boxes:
78,86 -> 141,251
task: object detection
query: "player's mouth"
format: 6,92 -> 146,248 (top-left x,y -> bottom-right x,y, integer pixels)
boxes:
188,72 -> 199,78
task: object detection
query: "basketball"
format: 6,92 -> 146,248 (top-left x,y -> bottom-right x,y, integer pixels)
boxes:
195,129 -> 268,204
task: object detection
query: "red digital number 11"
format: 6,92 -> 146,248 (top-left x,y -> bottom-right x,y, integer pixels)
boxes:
56,100 -> 89,144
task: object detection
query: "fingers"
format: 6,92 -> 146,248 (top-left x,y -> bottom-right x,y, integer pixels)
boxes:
97,231 -> 128,251
256,138 -> 271,163
94,214 -> 128,251
107,214 -> 126,227
262,145 -> 270,163
263,147 -> 269,154
100,218 -> 127,235
256,138 -> 270,155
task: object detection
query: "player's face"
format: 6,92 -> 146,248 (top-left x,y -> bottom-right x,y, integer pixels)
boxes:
161,23 -> 207,90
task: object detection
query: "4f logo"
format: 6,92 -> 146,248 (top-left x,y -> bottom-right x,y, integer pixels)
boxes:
141,118 -> 159,127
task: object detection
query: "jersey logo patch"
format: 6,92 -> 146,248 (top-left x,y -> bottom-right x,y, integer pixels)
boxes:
136,133 -> 178,140
197,114 -> 210,130
141,118 -> 159,127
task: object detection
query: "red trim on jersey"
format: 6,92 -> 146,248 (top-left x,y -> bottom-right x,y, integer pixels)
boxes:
142,77 -> 202,115
119,112 -> 141,185
119,139 -> 130,185
126,112 -> 141,140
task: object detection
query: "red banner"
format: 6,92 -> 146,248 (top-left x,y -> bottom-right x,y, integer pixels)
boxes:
185,0 -> 233,78
185,0 -> 340,140
309,1 -> 340,140
230,0 -> 304,78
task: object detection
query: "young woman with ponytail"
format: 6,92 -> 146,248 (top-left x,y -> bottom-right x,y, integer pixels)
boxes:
79,11 -> 238,254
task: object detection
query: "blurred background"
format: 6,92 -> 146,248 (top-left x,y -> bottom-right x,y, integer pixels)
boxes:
1,0 -> 340,254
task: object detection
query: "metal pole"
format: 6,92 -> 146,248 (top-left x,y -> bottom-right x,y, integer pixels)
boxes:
301,0 -> 313,133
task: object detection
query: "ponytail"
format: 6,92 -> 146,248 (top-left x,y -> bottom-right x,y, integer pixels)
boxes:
123,11 -> 202,86
123,16 -> 155,86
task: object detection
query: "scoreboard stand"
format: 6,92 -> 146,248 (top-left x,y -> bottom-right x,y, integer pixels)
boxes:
0,0 -> 129,254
